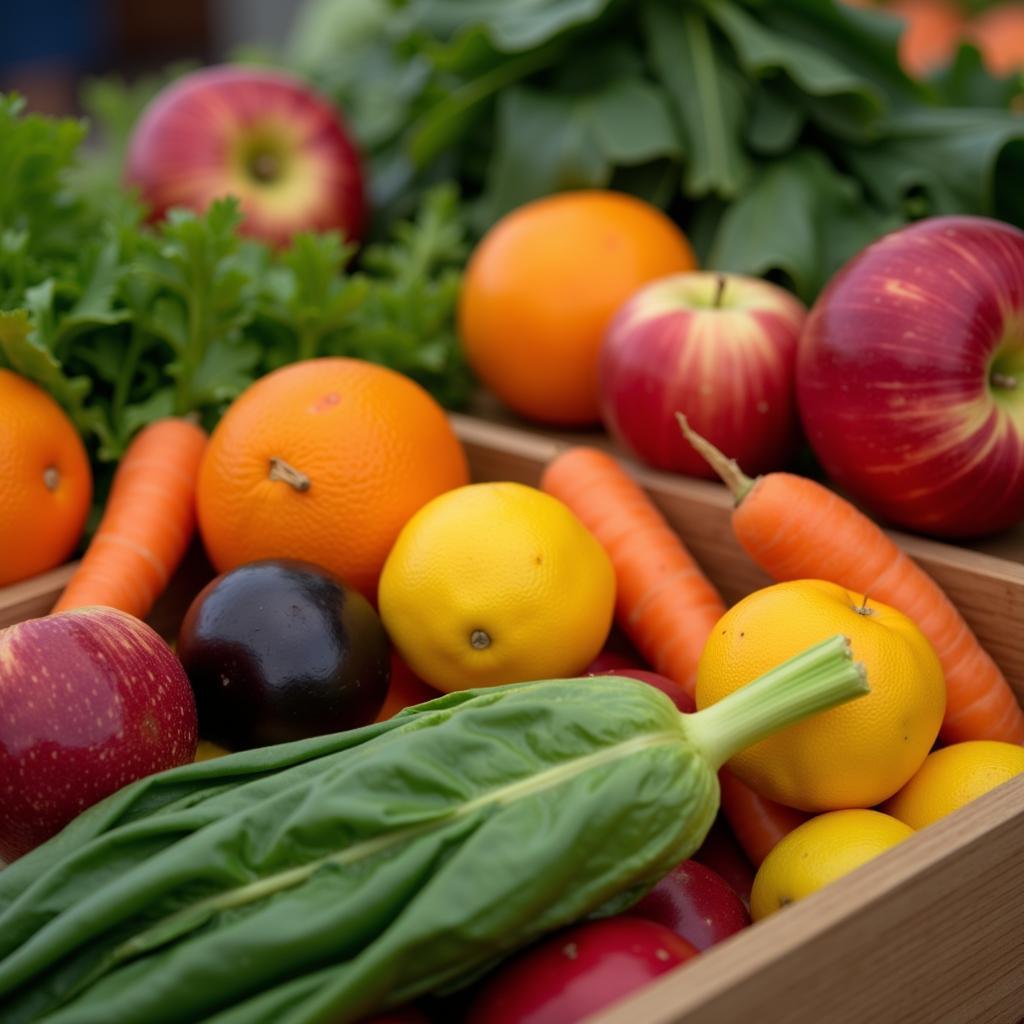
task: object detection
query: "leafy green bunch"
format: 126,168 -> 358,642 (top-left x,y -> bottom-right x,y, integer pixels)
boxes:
288,0 -> 1024,301
0,95 -> 473,471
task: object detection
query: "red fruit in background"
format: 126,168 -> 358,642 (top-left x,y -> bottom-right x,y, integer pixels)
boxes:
126,65 -> 366,248
798,215 -> 1024,538
600,271 -> 807,478
631,859 -> 751,950
0,608 -> 197,861
604,668 -> 696,714
692,815 -> 756,907
583,649 -> 645,675
464,917 -> 698,1024
375,651 -> 442,722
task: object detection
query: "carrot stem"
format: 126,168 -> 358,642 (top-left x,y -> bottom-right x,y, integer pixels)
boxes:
675,414 -> 755,503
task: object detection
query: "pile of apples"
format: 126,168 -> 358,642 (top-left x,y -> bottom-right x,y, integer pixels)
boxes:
599,215 -> 1024,540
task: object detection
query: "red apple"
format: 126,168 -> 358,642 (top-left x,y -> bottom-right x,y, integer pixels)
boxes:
126,65 -> 366,247
0,608 -> 197,861
603,668 -> 696,714
631,859 -> 750,950
600,271 -> 807,477
463,917 -> 698,1024
798,215 -> 1024,538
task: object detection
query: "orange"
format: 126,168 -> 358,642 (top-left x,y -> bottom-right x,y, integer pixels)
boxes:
695,580 -> 946,811
196,358 -> 469,601
378,482 -> 615,691
883,740 -> 1024,830
458,190 -> 697,426
0,369 -> 92,587
750,809 -> 914,921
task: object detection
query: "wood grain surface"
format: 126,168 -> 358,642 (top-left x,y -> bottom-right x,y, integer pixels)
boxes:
588,773 -> 1024,1024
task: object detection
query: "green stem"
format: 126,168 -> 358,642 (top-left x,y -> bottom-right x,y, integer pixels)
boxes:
684,634 -> 868,771
175,274 -> 205,415
296,323 -> 321,362
676,413 -> 756,504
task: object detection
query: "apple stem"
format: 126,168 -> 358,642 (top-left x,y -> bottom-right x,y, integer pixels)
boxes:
268,457 -> 311,493
675,413 -> 756,504
992,371 -> 1018,391
713,275 -> 728,309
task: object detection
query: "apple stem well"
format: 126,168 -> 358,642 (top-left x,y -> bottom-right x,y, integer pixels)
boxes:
992,371 -> 1018,391
268,457 -> 311,493
713,275 -> 728,309
675,413 -> 756,504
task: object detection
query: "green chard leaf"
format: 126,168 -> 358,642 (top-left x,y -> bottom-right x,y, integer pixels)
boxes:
706,147 -> 901,301
642,0 -> 751,200
475,73 -> 681,223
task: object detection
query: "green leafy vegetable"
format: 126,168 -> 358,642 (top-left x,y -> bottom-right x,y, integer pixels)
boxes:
0,637 -> 866,1023
290,0 -> 1024,302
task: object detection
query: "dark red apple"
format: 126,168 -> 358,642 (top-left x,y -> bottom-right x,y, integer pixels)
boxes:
600,271 -> 807,477
126,65 -> 366,247
631,859 -> 750,950
604,668 -> 696,714
798,215 -> 1024,538
463,917 -> 698,1024
0,608 -> 197,861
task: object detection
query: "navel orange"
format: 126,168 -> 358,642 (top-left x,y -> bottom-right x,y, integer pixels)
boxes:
458,190 -> 697,426
196,358 -> 469,600
0,369 -> 92,586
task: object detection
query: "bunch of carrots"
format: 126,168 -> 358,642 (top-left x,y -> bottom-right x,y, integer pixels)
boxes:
541,416 -> 1024,866
54,419 -> 207,622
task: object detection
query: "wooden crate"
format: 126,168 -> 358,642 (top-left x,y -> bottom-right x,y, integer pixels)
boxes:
2,412 -> 1023,1024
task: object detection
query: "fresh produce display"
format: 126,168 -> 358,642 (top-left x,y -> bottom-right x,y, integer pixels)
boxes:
126,66 -> 366,247
600,272 -> 807,477
458,190 -> 697,424
54,418 -> 207,620
0,608 -> 196,862
749,809 -> 915,921
541,445 -> 726,696
1,0 -> 1023,1019
177,560 -> 391,749
461,917 -> 700,1024
883,739 -> 1024,827
379,482 -> 615,690
798,215 -> 1024,539
631,859 -> 751,950
0,638 -> 867,1021
679,416 -> 1024,744
0,370 -> 92,587
196,357 -> 469,601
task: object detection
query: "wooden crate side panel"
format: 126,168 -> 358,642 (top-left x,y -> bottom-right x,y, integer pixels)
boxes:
588,773 -> 1024,1024
451,415 -> 1024,698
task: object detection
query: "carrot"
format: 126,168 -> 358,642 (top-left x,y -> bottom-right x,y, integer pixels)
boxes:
678,414 -> 1024,745
718,768 -> 809,867
53,418 -> 208,621
540,446 -> 726,698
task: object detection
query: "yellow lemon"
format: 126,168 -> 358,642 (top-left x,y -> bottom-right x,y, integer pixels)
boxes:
194,740 -> 230,762
696,579 -> 945,811
883,740 -> 1024,830
378,482 -> 615,691
751,809 -> 914,921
